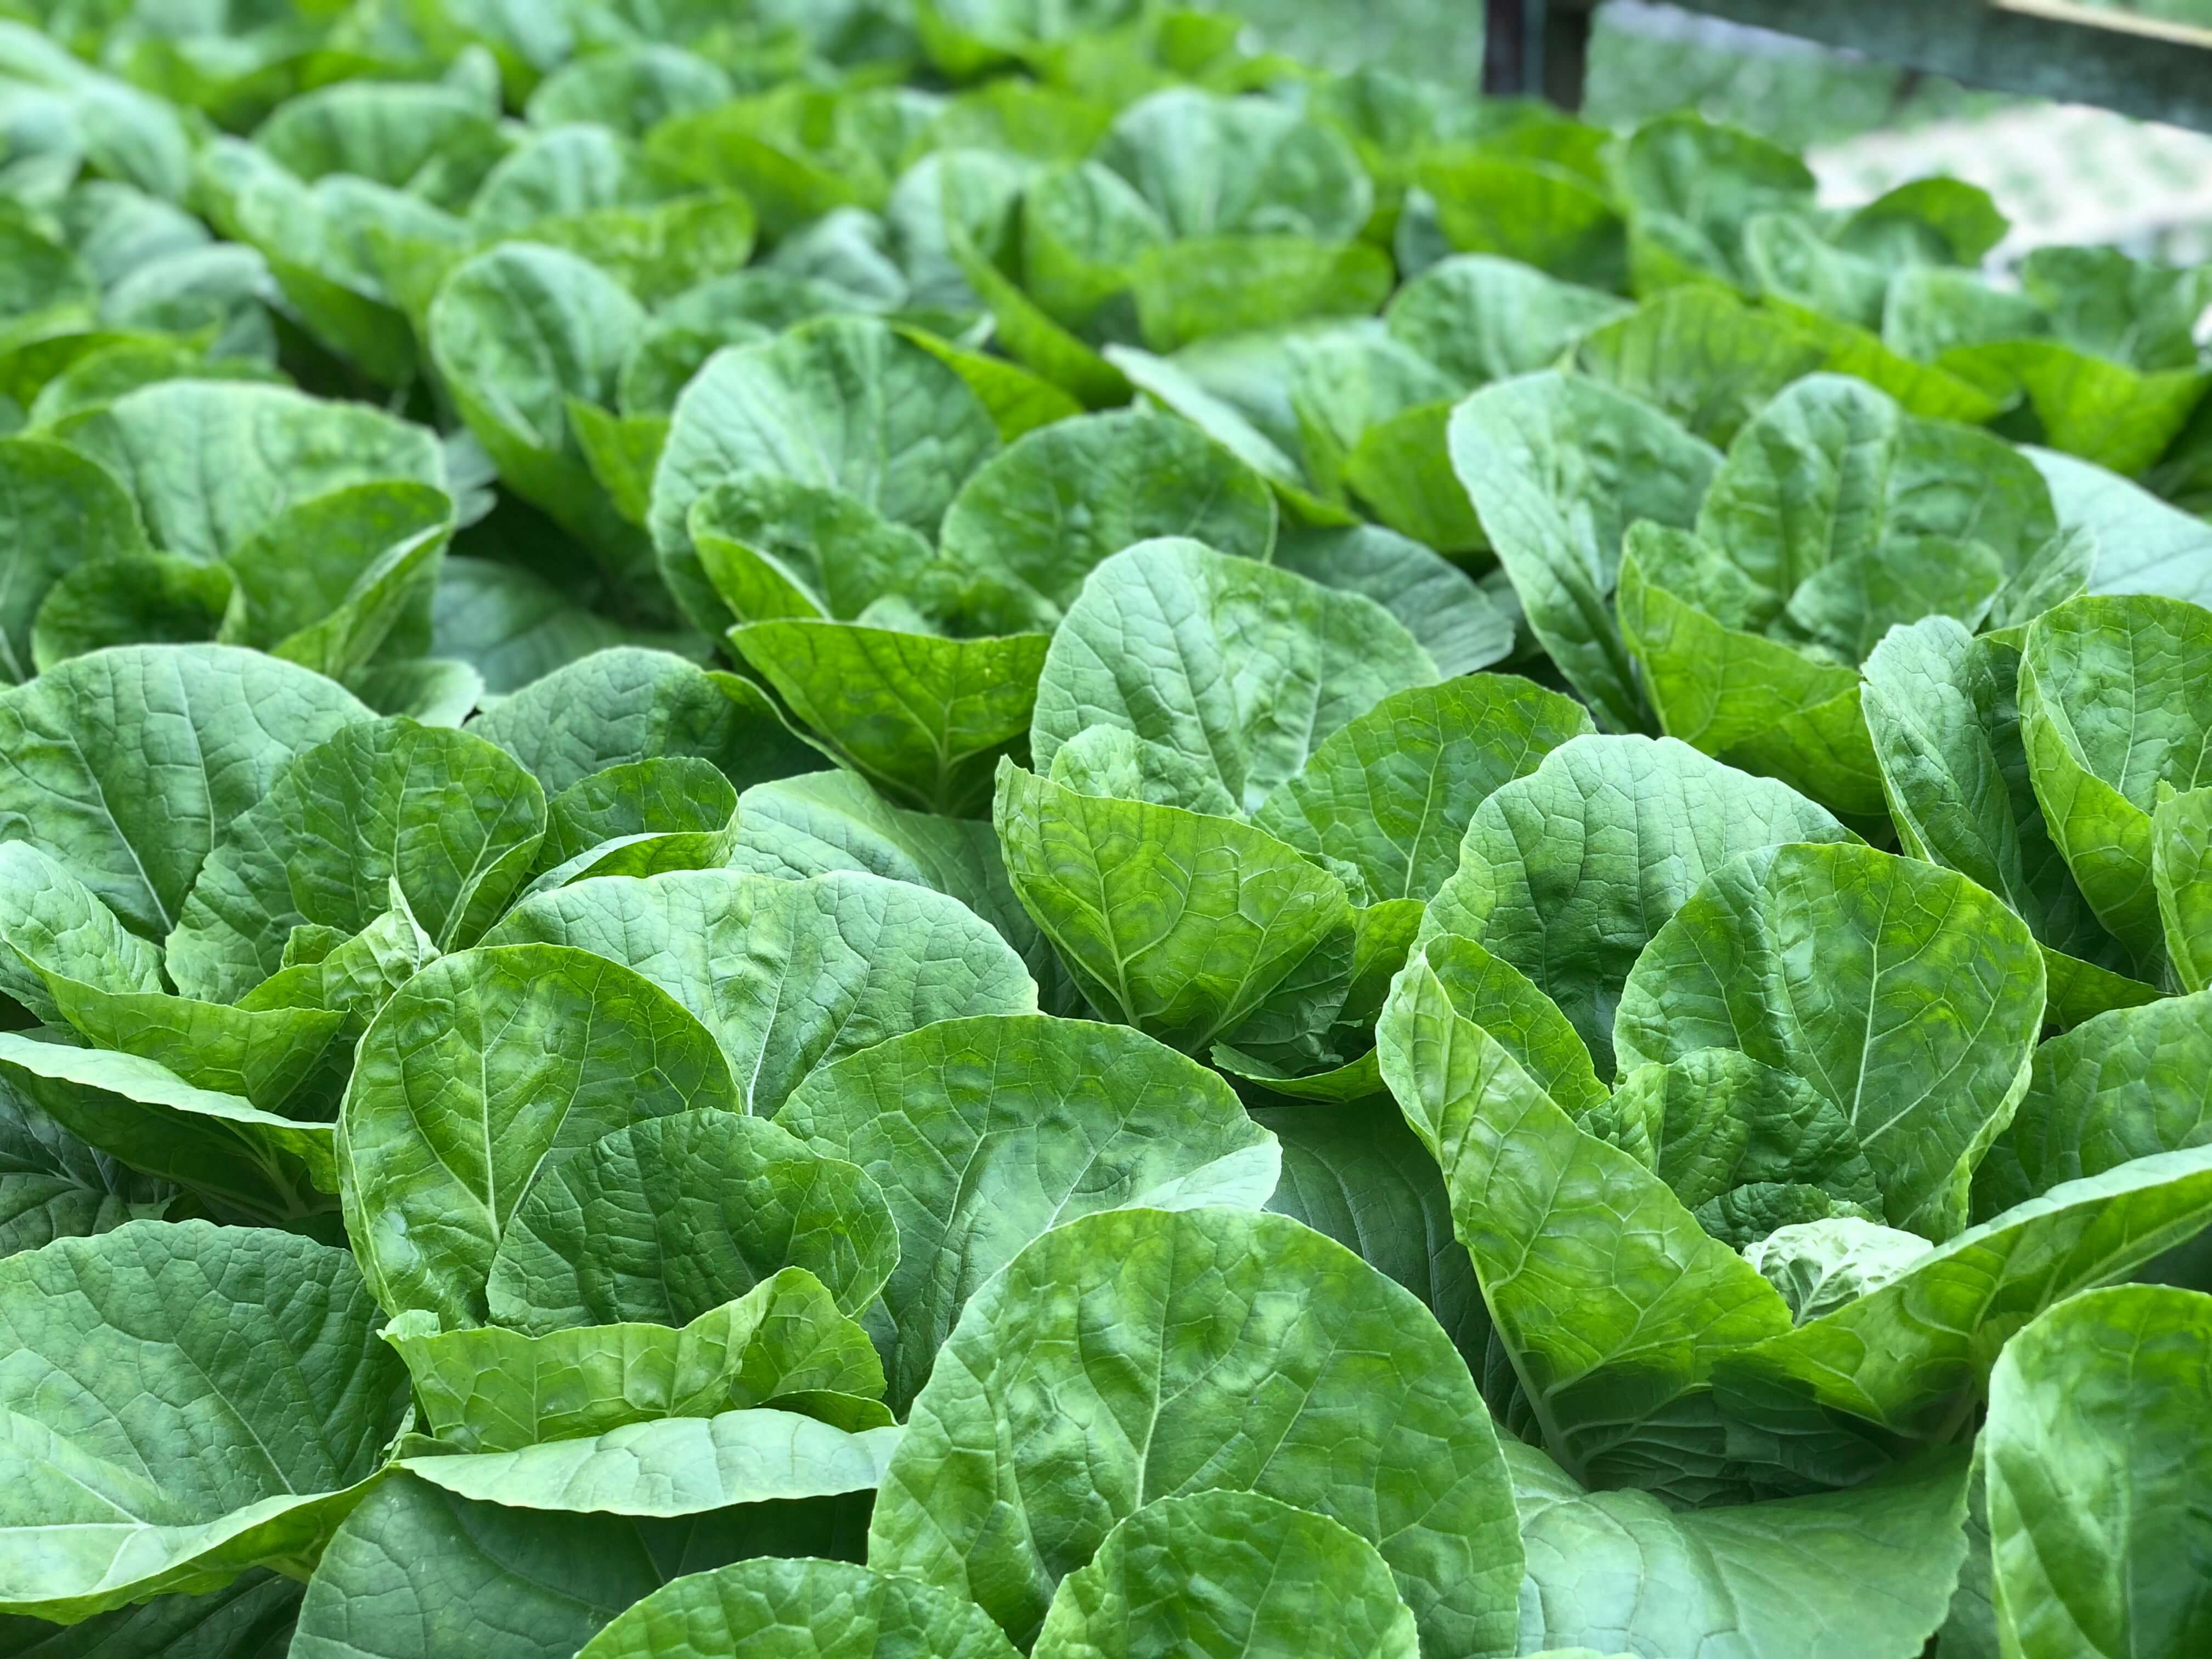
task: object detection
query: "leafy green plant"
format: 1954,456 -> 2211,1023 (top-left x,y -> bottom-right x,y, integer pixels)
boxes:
0,3 -> 2207,1655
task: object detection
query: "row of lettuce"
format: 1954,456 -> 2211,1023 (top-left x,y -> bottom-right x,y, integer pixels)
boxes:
1,2 -> 2210,1657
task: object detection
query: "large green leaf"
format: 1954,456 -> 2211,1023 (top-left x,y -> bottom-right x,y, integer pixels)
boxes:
575,1558 -> 1019,1659
866,1205 -> 1522,1658
933,408 -> 1276,634
0,1073 -> 171,1262
0,437 -> 150,685
1513,1441 -> 1970,1659
729,619 -> 1048,817
467,646 -> 816,797
688,475 -> 935,624
1094,87 -> 1371,242
1573,286 -> 1824,447
778,1013 -> 1278,1409
1612,841 -> 2045,1240
2032,446 -> 2212,608
57,380 -> 444,564
484,868 -> 1036,1113
0,1221 -> 408,1622
338,943 -> 742,1325
1983,1285 -> 2212,1659
0,838 -> 162,1021
219,482 -> 452,673
0,645 -> 369,938
1383,253 -> 1632,387
1032,1489 -> 1419,1658
994,762 -> 1347,1052
385,1268 -> 884,1454
1254,674 -> 1594,904
1376,947 -> 1791,1493
0,1570 -> 300,1657
1029,537 -> 1436,815
1420,734 -> 1851,1070
2018,593 -> 2212,961
647,315 -> 999,633
290,1474 -> 870,1659
398,1407 -> 899,1518
1447,371 -> 1720,733
1268,522 -> 1514,681
483,1108 -> 898,1334
165,717 -> 546,1002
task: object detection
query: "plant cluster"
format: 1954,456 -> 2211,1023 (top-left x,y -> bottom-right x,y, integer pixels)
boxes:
0,2 -> 2209,1657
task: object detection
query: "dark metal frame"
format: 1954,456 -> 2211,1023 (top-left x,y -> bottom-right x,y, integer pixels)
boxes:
1485,0 -> 2212,132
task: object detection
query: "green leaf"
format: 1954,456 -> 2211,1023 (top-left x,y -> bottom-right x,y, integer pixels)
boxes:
1574,286 -> 1824,446
1376,947 -> 1790,1489
484,868 -> 1036,1113
0,839 -> 163,1022
933,407 -> 1277,634
1342,400 -> 1487,552
725,768 -> 1065,1004
648,315 -> 1000,634
0,1032 -> 337,1222
0,1220 -> 408,1622
1513,1441 -> 1970,1659
469,646 -> 816,797
291,1473 -> 871,1659
1973,988 -> 2212,1218
778,1013 -> 1278,1410
57,381 -> 444,565
1715,1147 -> 2212,1483
2019,594 -> 2212,959
1384,253 -> 1632,387
166,716 -> 545,1002
994,762 -> 1348,1051
1984,1285 -> 2212,1659
399,1407 -> 900,1518
0,1570 -> 300,1657
866,1205 -> 1522,1658
1614,840 -> 2045,1239
484,1107 -> 898,1334
1448,371 -> 1720,732
1031,537 -> 1437,815
1742,1216 -> 1934,1324
730,619 -> 1049,817
428,559 -> 706,695
539,756 -> 737,873
1130,234 -> 1393,353
0,436 -> 150,684
576,1557 -> 1019,1659
387,1268 -> 883,1455
338,943 -> 742,1325
1417,154 -> 1627,291
1421,734 -> 1852,1070
1616,111 -> 1815,290
1255,674 -> 1594,903
690,475 -> 936,624
2154,787 -> 2212,992
28,550 -> 239,668
0,644 -> 369,938
1032,1489 -> 1418,1658
2033,446 -> 2212,608
429,244 -> 654,591
1269,522 -> 1514,681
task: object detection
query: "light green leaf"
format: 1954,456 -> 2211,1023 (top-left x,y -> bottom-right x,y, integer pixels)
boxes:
1574,285 -> 1823,446
1743,1217 -> 1931,1325
338,943 -> 742,1325
778,1013 -> 1278,1410
1032,1489 -> 1418,1658
538,756 -> 736,873
290,1472 -> 872,1659
730,619 -> 1048,817
0,644 -> 370,939
484,868 -> 1036,1113
576,1556 -> 1019,1659
57,380 -> 444,564
1255,674 -> 1594,903
0,839 -> 162,1021
1513,1441 -> 1969,1659
1613,840 -> 2045,1239
690,475 -> 935,624
1031,537 -> 1437,815
648,315 -> 999,633
1421,734 -> 1852,1069
484,1107 -> 898,1334
468,645 -> 816,797
866,1205 -> 1522,1658
2154,787 -> 2212,992
1269,522 -> 1514,681
1417,154 -> 1627,291
994,762 -> 1348,1052
2018,593 -> 2212,959
400,1407 -> 900,1518
2033,446 -> 2212,608
0,436 -> 149,684
388,1268 -> 883,1455
1384,253 -> 1632,387
1984,1285 -> 2212,1659
166,716 -> 545,1002
933,408 -> 1276,634
1448,371 -> 1720,732
1130,234 -> 1393,354
0,1220 -> 408,1622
